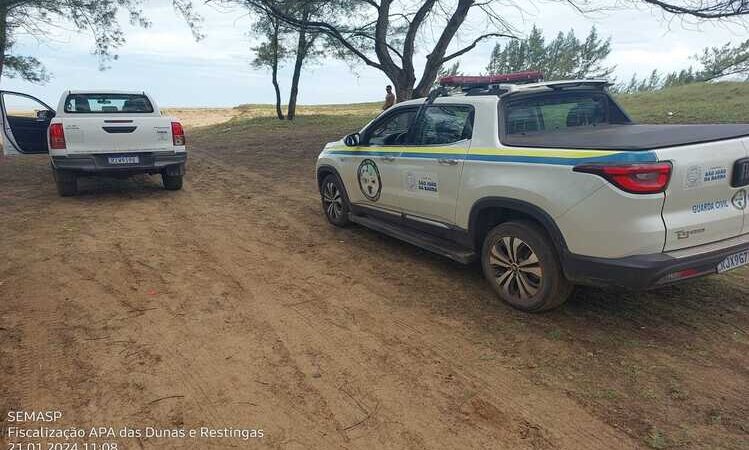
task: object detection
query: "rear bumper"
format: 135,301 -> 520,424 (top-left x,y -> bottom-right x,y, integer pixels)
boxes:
51,152 -> 186,174
563,233 -> 749,289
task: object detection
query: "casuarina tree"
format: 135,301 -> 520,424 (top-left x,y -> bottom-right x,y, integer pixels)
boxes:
240,0 -> 749,101
487,25 -> 615,81
0,0 -> 202,83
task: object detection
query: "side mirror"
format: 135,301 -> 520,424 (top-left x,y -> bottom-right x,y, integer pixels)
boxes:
36,110 -> 55,122
344,133 -> 360,147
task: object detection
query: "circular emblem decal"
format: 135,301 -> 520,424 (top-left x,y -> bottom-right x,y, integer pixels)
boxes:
732,189 -> 747,210
357,159 -> 382,202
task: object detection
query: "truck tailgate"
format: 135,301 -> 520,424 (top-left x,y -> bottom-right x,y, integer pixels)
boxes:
62,117 -> 174,154
658,137 -> 748,251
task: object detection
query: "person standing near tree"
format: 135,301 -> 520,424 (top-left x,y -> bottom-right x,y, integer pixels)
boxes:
383,85 -> 396,110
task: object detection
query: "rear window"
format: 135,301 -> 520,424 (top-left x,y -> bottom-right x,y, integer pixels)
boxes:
64,94 -> 154,114
503,92 -> 627,135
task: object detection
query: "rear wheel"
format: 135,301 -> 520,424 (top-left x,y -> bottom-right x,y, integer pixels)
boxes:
321,174 -> 350,227
481,221 -> 573,312
162,173 -> 183,191
53,169 -> 77,197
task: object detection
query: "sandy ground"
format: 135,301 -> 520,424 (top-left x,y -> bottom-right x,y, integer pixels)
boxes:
0,113 -> 747,450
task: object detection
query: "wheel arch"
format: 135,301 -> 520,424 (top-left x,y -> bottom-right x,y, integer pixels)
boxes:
317,164 -> 351,202
317,164 -> 340,190
468,197 -> 569,255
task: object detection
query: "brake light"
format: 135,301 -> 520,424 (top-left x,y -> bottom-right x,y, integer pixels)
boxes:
49,123 -> 66,150
573,162 -> 672,194
171,122 -> 185,146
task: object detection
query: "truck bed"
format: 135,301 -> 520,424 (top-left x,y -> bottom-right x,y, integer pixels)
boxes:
503,123 -> 749,150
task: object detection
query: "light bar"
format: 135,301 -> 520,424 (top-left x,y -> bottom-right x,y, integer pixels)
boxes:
439,71 -> 544,88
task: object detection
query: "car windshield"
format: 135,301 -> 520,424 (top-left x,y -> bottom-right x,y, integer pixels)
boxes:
64,94 -> 154,114
504,91 -> 627,135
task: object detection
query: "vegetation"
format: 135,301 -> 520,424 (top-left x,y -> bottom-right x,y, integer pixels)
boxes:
616,39 -> 749,93
0,0 -> 201,83
616,82 -> 749,124
486,25 -> 614,80
239,0 -> 749,102
166,82 -> 749,132
241,0 -> 331,121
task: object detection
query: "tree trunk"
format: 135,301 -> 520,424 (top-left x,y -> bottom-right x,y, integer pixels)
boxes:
271,20 -> 284,120
0,5 -> 8,83
413,0 -> 474,98
286,25 -> 307,120
394,80 -> 413,103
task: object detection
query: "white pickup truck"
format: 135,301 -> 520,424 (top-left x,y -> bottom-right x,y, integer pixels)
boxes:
316,76 -> 749,311
1,90 -> 186,196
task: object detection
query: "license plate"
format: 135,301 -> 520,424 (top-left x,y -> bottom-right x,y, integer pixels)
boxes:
717,249 -> 749,273
108,156 -> 139,165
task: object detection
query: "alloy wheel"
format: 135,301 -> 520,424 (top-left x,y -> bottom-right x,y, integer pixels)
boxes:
488,236 -> 543,300
322,181 -> 343,220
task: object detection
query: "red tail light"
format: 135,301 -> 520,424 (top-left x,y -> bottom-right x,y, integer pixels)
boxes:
49,123 -> 66,150
171,122 -> 185,146
574,162 -> 672,194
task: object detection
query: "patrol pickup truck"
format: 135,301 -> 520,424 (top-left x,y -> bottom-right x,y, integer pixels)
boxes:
1,90 -> 186,196
316,74 -> 749,312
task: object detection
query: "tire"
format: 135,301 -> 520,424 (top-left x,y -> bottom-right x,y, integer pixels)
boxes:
162,173 -> 183,191
320,174 -> 350,227
53,169 -> 77,197
481,220 -> 573,312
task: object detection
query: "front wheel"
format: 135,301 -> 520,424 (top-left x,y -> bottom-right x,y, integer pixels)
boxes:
320,174 -> 350,227
481,221 -> 573,312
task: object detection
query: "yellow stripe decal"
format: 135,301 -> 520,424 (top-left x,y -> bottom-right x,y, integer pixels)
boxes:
326,146 -> 658,166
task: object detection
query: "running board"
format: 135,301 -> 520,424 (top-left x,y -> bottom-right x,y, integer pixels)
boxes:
349,213 -> 477,264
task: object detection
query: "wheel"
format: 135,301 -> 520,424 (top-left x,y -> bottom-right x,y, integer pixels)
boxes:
320,174 -> 350,227
162,173 -> 183,191
481,220 -> 573,312
53,169 -> 77,197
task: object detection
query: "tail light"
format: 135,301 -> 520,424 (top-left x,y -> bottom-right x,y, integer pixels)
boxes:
171,122 -> 185,146
573,162 -> 672,194
49,123 -> 66,150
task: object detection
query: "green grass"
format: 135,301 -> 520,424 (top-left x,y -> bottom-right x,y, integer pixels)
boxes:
178,81 -> 749,131
220,113 -> 376,136
241,82 -> 749,126
616,82 -> 749,124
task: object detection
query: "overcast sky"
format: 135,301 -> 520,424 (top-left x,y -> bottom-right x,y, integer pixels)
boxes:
2,0 -> 747,107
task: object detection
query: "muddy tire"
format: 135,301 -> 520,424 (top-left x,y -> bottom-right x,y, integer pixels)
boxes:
53,169 -> 77,197
320,174 -> 350,227
481,220 -> 573,312
162,173 -> 183,191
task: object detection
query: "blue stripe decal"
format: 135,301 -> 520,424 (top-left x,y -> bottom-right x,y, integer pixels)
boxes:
328,150 -> 659,166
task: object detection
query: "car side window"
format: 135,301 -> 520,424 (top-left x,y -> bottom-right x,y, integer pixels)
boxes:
365,108 -> 417,146
2,92 -> 51,119
413,105 -> 474,145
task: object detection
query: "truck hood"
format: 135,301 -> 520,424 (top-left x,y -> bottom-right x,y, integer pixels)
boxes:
503,124 -> 749,151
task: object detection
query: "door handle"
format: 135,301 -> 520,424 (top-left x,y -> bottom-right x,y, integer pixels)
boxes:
381,155 -> 396,162
438,158 -> 459,166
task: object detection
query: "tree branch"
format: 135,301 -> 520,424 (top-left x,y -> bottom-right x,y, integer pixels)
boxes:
402,0 -> 436,75
640,0 -> 749,19
242,0 -> 384,70
441,32 -> 516,63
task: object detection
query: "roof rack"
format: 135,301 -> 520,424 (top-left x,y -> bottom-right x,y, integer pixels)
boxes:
439,71 -> 544,92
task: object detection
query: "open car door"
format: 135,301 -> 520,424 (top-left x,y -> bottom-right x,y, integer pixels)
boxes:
1,91 -> 55,155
